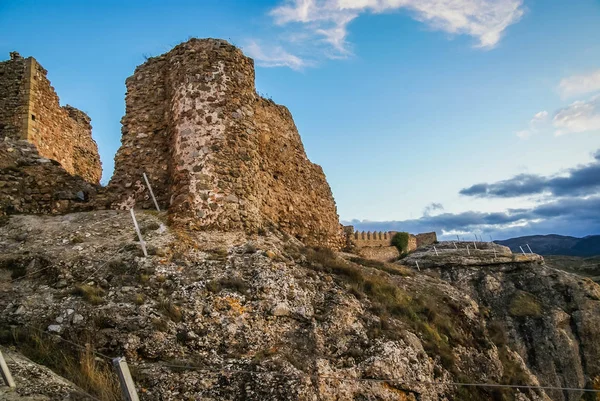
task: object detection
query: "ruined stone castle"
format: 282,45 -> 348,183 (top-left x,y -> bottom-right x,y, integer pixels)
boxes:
0,40 -> 436,251
0,52 -> 101,183
344,226 -> 437,261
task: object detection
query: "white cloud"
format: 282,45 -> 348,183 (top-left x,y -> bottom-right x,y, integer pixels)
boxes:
553,96 -> 600,136
515,110 -> 548,140
531,110 -> 548,123
269,0 -> 524,59
243,40 -> 309,70
558,69 -> 600,99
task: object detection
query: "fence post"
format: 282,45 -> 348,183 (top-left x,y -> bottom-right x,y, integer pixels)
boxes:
0,350 -> 16,388
112,357 -> 139,401
142,173 -> 160,212
129,209 -> 148,257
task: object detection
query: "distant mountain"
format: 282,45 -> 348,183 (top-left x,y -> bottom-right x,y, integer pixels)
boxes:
495,234 -> 600,257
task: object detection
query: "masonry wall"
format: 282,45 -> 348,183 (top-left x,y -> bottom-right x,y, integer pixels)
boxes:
0,138 -> 98,216
109,39 -> 343,248
0,52 -> 102,184
0,53 -> 27,140
416,232 -> 437,248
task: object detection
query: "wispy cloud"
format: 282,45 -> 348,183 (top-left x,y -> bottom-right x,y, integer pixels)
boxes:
553,95 -> 600,136
558,68 -> 600,99
243,40 -> 310,70
515,110 -> 548,139
258,0 -> 524,67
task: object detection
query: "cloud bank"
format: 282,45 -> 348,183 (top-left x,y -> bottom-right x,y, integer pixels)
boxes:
347,150 -> 600,240
345,195 -> 600,240
460,151 -> 600,198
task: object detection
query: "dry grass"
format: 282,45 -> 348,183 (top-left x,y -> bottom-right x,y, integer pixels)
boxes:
2,328 -> 120,401
65,345 -> 121,401
72,284 -> 105,305
158,298 -> 182,322
302,247 -> 463,371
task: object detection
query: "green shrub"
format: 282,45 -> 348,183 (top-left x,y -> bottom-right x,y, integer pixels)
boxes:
391,232 -> 410,254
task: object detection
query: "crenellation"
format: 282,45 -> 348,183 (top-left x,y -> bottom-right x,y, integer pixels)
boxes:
343,226 -> 438,261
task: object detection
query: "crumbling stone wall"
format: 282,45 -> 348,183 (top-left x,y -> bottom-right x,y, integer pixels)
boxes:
0,52 -> 101,184
416,232 -> 437,248
109,38 -> 343,248
0,138 -> 97,216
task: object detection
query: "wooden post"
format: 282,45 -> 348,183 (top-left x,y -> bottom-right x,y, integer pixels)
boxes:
433,246 -> 439,256
526,244 -> 533,254
415,261 -> 421,271
143,173 -> 160,212
129,209 -> 148,257
466,245 -> 470,256
519,246 -> 526,255
453,242 -> 458,249
112,357 -> 139,401
473,241 -> 477,250
0,350 -> 16,388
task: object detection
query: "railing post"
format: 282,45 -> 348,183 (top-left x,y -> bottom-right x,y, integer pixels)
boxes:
143,172 -> 160,212
0,350 -> 16,388
129,209 -> 148,257
112,357 -> 139,401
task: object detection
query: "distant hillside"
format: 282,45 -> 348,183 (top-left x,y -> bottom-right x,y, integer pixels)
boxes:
495,234 -> 600,257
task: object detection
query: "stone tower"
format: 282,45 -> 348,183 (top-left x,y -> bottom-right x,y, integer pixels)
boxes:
0,52 -> 102,184
109,38 -> 343,248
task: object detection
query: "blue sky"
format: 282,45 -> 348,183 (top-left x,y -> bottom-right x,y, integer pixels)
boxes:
1,0 -> 599,239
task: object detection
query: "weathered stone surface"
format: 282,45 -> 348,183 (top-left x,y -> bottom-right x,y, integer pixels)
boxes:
0,349 -> 91,400
0,138 -> 98,215
0,52 -> 101,184
108,38 -> 343,248
1,212 -> 597,400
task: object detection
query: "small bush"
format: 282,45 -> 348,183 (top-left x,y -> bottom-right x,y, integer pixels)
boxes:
133,294 -> 144,305
206,277 -> 248,294
158,298 -> 182,322
72,285 -> 105,305
509,292 -> 542,317
391,232 -> 410,254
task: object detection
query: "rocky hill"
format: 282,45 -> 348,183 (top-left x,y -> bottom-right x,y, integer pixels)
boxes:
496,235 -> 600,257
1,213 -> 599,400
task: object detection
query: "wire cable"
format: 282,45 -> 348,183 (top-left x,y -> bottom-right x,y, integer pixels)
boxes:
137,362 -> 600,393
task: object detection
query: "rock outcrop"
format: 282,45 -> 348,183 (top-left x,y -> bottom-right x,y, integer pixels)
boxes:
402,241 -> 600,401
108,38 -> 343,249
1,212 -> 598,400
